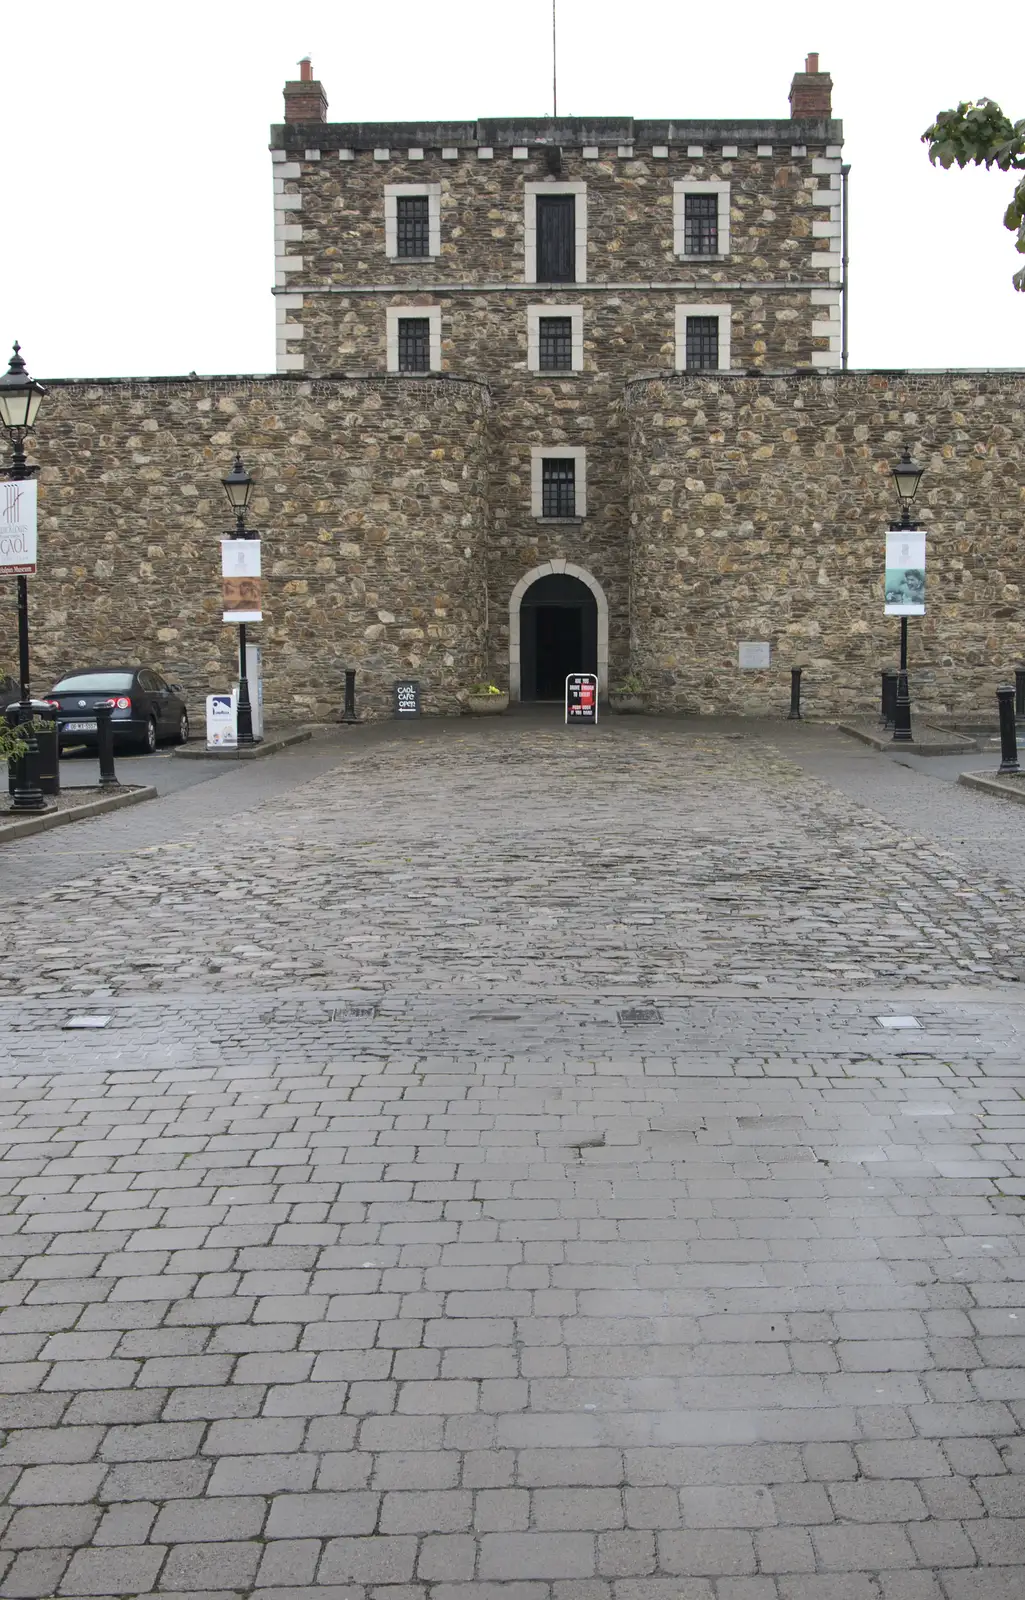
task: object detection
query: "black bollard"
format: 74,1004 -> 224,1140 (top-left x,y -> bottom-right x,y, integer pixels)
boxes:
880,670 -> 898,728
340,668 -> 361,725
787,666 -> 803,721
95,704 -> 119,788
997,685 -> 1019,775
1015,668 -> 1025,722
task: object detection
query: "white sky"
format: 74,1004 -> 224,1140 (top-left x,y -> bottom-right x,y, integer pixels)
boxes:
2,0 -> 1022,379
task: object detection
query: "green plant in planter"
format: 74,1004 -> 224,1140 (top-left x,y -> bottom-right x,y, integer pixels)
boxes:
0,719 -> 48,763
468,683 -> 505,696
611,675 -> 646,695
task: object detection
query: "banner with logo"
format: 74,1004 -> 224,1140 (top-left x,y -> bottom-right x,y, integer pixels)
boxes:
884,530 -> 926,616
221,538 -> 262,622
0,479 -> 38,577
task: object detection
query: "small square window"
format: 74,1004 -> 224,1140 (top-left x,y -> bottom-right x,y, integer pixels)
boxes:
396,195 -> 430,258
541,459 -> 576,519
538,317 -> 574,371
397,318 -> 431,373
684,193 -> 718,255
685,316 -> 719,371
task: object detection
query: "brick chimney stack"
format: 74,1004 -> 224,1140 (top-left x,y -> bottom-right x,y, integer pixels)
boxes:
283,57 -> 328,124
789,52 -> 832,119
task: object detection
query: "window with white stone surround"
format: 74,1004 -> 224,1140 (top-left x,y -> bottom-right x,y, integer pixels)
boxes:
531,446 -> 587,519
524,183 -> 587,284
385,185 -> 441,260
674,304 -> 732,371
386,306 -> 442,373
527,305 -> 584,373
673,181 -> 730,258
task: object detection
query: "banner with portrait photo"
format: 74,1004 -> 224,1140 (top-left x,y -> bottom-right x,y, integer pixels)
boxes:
884,530 -> 926,616
221,538 -> 262,622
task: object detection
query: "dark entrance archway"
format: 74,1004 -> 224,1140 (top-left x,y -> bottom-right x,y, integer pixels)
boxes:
519,573 -> 598,701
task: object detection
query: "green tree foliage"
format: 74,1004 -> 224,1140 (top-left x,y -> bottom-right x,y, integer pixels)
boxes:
923,99 -> 1025,291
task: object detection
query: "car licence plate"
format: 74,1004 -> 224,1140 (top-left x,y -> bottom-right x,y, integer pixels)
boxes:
63,720 -> 97,733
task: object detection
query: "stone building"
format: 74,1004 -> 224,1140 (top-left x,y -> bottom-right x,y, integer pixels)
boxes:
272,55 -> 844,704
4,58 -> 1024,720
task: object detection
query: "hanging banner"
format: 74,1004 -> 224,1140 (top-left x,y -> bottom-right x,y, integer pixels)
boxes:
884,531 -> 926,616
0,479 -> 38,578
221,538 -> 262,622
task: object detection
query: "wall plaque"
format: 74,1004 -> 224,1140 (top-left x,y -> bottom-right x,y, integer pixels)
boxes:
738,641 -> 771,669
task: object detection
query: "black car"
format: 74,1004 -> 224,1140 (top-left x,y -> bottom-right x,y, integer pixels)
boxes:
47,668 -> 190,754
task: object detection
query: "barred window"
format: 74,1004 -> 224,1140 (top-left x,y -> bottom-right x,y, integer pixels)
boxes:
538,316 -> 573,371
684,193 -> 718,255
397,318 -> 431,373
685,316 -> 719,371
541,458 -> 576,518
396,195 -> 430,258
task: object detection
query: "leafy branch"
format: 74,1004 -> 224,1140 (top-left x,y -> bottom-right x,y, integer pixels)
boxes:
923,99 -> 1025,291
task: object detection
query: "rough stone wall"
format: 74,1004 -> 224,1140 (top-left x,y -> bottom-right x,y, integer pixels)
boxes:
286,143 -> 838,309
626,371 -> 1025,716
0,376 -> 491,721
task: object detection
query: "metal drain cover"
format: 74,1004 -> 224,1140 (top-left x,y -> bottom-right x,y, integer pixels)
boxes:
618,1006 -> 663,1025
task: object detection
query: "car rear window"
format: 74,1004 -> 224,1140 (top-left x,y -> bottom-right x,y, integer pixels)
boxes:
52,672 -> 134,693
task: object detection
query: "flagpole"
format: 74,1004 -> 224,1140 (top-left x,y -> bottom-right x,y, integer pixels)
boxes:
552,0 -> 557,117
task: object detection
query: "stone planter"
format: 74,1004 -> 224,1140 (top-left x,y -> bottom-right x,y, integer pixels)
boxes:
467,692 -> 509,715
609,693 -> 647,714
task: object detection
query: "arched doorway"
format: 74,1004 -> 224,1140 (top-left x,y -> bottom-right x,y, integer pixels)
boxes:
509,561 -> 608,702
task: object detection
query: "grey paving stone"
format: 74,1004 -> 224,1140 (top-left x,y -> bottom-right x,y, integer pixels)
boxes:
679,1488 -> 775,1528
150,1496 -> 266,1542
318,1535 -> 418,1583
0,1426 -> 104,1464
962,1516 -> 1025,1564
812,1524 -> 917,1570
1,1547 -> 73,1598
1,1505 -> 100,1549
91,1501 -> 159,1546
8,1463 -> 106,1504
753,1527 -> 816,1573
479,1533 -> 597,1579
826,1482 -> 928,1521
380,1490 -> 473,1532
98,1421 -> 204,1461
597,1531 -> 657,1577
57,1543 -> 164,1596
207,1453 -> 317,1496
158,1540 -> 261,1592
853,1440 -> 950,1478
657,1532 -> 757,1576
253,1538 -> 320,1589
265,1492 -> 379,1538
98,1459 -> 212,1501
417,1534 -> 477,1581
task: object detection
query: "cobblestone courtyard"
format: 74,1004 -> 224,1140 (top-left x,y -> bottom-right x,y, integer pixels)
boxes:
1,718 -> 1024,1599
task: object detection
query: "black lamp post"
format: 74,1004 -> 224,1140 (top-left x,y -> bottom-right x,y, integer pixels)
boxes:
889,446 -> 926,744
221,454 -> 258,747
0,343 -> 48,811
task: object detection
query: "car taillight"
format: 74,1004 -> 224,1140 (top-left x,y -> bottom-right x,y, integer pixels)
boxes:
43,699 -> 60,709
103,697 -> 132,710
